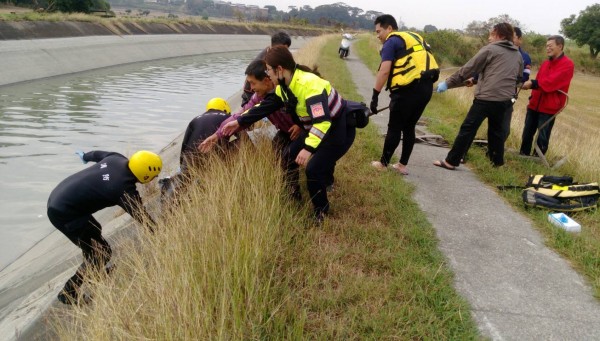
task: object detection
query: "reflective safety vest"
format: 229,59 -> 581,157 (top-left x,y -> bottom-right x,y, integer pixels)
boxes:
385,31 -> 439,90
275,69 -> 343,151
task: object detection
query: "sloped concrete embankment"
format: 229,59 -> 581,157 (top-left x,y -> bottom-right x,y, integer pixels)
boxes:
0,34 -> 274,86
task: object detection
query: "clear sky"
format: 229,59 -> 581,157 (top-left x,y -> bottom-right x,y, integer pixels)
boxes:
240,0 -> 596,35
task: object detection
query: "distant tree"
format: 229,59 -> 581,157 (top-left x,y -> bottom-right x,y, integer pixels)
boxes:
233,9 -> 244,22
465,20 -> 486,37
264,5 -> 277,14
52,0 -> 109,12
561,4 -> 600,58
424,24 -> 438,33
363,10 -> 383,21
92,0 -> 109,10
55,0 -> 92,12
465,14 -> 522,45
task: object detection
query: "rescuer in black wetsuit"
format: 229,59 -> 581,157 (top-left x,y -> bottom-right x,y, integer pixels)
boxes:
47,150 -> 162,304
180,97 -> 233,172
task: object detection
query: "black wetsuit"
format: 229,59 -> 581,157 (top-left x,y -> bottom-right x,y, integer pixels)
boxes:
180,110 -> 231,169
47,150 -> 151,301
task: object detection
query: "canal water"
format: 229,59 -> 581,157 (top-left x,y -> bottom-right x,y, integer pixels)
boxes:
0,51 -> 255,270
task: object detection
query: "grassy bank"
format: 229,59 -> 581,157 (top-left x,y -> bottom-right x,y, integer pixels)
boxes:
52,35 -> 479,339
355,35 -> 600,297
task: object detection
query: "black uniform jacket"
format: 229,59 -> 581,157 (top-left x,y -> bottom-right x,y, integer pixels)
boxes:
48,151 -> 146,222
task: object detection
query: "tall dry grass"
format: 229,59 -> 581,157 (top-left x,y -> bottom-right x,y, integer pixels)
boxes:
422,65 -> 600,297
438,69 -> 600,182
49,34 -> 481,339
52,136 -> 309,339
292,34 -> 330,69
511,73 -> 600,181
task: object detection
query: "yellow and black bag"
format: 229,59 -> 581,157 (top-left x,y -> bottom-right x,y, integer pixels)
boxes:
522,175 -> 599,212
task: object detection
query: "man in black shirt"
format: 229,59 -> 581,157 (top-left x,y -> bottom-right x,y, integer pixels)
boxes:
47,150 -> 162,304
180,97 -> 233,172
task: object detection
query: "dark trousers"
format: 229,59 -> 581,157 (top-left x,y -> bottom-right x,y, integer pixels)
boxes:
519,108 -> 556,156
502,105 -> 513,142
285,112 -> 355,215
380,79 -> 433,166
273,130 -> 302,195
48,207 -> 112,297
462,103 -> 513,160
446,99 -> 511,167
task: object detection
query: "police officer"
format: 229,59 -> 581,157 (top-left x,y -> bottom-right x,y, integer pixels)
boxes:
370,14 -> 439,175
47,150 -> 161,304
200,60 -> 304,200
221,45 -> 358,224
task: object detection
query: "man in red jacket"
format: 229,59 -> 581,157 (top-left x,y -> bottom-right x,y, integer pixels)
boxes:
519,35 -> 574,156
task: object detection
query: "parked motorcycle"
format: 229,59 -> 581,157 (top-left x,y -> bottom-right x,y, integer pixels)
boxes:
338,33 -> 354,59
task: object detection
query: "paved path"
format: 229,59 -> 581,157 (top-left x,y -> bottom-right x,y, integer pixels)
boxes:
345,52 -> 600,340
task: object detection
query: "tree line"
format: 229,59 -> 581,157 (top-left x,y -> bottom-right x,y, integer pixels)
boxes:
2,0 -> 598,59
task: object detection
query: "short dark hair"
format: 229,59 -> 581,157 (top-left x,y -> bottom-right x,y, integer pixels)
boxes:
245,59 -> 268,81
514,27 -> 523,38
492,22 -> 514,41
374,14 -> 398,30
271,32 -> 291,47
548,35 -> 565,47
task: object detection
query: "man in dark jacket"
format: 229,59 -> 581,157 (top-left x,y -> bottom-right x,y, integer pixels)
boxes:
48,150 -> 161,304
434,22 -> 523,169
519,35 -> 574,156
179,97 -> 233,172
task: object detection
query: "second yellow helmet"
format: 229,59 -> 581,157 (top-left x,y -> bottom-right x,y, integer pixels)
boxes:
206,97 -> 231,114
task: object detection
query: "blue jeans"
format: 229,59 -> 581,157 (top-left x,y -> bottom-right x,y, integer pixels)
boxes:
519,108 -> 556,156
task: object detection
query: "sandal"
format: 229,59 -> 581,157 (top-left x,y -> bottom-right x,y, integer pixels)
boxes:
433,160 -> 456,171
391,163 -> 409,175
370,161 -> 387,171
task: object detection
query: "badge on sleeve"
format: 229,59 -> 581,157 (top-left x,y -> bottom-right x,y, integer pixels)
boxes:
310,103 -> 325,118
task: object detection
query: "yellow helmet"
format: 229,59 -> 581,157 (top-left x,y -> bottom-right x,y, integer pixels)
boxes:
128,151 -> 162,184
206,97 -> 231,114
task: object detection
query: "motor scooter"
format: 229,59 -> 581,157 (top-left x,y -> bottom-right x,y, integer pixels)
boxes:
338,33 -> 354,59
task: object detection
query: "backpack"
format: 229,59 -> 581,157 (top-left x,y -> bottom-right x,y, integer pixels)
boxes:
521,174 -> 600,212
344,100 -> 369,129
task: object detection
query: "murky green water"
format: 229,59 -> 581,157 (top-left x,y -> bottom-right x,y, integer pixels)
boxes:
0,51 -> 255,269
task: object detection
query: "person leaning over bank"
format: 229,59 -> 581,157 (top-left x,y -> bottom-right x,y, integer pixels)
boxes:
434,22 -> 523,170
519,35 -> 574,157
200,59 -> 304,200
220,45 -> 359,224
179,97 -> 236,173
369,14 -> 439,176
240,31 -> 292,107
47,150 -> 161,304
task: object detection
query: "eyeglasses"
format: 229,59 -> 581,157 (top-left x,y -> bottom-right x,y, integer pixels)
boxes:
265,67 -> 274,76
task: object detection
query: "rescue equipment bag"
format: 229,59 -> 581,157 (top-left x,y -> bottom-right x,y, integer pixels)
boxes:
345,100 -> 369,128
522,174 -> 599,212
